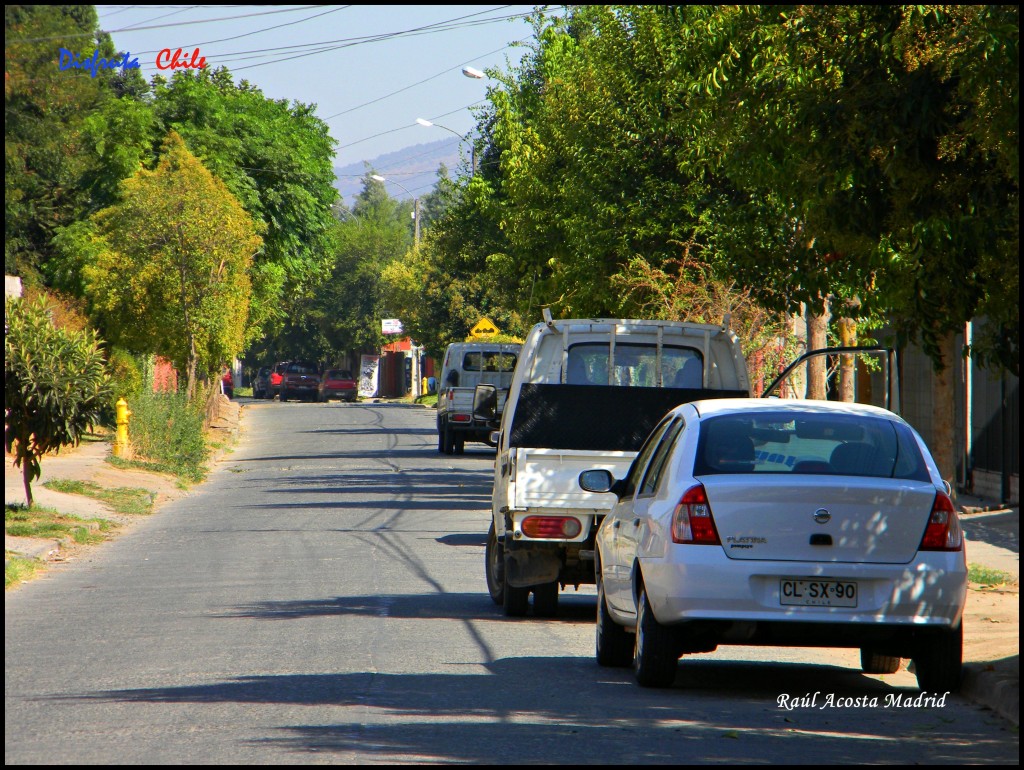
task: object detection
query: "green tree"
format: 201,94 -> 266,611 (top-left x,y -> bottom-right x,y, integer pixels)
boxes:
4,5 -> 141,280
5,296 -> 113,507
81,131 -> 263,400
149,69 -> 338,345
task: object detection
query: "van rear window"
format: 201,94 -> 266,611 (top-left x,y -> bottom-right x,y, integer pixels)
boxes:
463,352 -> 517,372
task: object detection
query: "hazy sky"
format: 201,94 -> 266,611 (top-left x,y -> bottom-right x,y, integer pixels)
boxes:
92,5 -> 548,177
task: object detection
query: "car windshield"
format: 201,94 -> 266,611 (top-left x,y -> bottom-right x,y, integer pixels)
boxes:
693,411 -> 930,481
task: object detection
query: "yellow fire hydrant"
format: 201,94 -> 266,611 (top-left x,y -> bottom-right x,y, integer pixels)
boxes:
114,397 -> 131,458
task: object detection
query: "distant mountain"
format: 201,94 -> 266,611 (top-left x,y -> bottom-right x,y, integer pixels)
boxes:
334,138 -> 464,205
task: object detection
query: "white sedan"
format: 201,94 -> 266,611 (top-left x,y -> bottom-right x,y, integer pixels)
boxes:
578,398 -> 967,690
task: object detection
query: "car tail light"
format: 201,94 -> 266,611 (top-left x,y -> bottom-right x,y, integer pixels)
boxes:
452,414 -> 471,422
671,484 -> 720,545
521,516 -> 582,539
919,491 -> 964,551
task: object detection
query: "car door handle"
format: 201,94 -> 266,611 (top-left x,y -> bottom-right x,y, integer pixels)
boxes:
612,521 -> 620,530
632,519 -> 641,527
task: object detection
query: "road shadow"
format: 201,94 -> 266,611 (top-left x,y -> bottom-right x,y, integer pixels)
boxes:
50,656 -> 1011,764
208,591 -> 596,624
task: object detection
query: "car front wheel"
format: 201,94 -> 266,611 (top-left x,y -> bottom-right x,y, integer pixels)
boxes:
861,648 -> 901,675
633,585 -> 678,688
596,570 -> 633,667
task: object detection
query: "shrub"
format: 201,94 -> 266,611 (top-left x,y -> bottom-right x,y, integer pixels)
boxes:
126,389 -> 208,481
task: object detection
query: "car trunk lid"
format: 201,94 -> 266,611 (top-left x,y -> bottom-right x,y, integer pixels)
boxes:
701,476 -> 936,563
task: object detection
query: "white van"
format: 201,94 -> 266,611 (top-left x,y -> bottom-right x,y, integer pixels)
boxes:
436,341 -> 521,454
478,312 -> 750,616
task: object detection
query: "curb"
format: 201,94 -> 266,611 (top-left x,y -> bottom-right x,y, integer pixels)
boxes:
962,660 -> 1020,726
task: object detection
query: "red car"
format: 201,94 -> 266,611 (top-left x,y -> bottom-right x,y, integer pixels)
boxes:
318,369 -> 358,402
221,370 -> 234,399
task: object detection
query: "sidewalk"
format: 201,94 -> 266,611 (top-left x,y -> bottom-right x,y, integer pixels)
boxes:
4,440 -> 1018,725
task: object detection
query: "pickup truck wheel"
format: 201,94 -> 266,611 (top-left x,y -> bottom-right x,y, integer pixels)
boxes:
533,581 -> 559,617
503,576 -> 529,617
454,435 -> 465,455
912,624 -> 962,692
485,523 -> 504,605
596,573 -> 633,667
633,586 -> 678,688
442,423 -> 455,455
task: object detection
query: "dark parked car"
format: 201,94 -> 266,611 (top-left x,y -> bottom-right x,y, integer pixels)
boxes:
319,369 -> 358,402
280,361 -> 320,401
253,366 -> 271,399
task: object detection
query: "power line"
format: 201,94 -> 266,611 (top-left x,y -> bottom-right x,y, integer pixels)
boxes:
230,7 -> 517,72
11,6 -> 326,43
130,6 -> 353,56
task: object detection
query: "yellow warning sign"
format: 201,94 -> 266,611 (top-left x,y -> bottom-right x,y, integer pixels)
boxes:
470,317 -> 500,338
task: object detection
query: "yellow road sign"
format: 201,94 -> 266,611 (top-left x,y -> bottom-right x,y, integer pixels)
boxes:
470,317 -> 500,337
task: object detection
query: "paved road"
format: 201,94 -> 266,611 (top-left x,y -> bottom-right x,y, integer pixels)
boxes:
5,402 -> 1018,764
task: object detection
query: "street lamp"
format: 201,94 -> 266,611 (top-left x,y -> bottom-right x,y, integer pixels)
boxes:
415,118 -> 477,175
370,174 -> 419,247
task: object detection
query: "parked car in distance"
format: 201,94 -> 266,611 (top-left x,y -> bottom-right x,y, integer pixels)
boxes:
319,369 -> 357,402
221,369 -> 234,399
253,366 -> 271,399
280,361 -> 320,401
579,398 -> 967,692
269,361 -> 290,400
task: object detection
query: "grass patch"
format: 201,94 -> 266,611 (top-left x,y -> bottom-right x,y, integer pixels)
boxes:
5,503 -> 116,544
416,393 -> 438,407
968,563 -> 1016,586
5,553 -> 45,589
233,386 -> 253,398
42,479 -> 156,515
107,454 -> 206,485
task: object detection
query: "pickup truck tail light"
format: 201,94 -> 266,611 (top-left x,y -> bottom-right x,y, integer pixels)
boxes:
671,484 -> 720,545
919,491 -> 964,551
521,516 -> 582,539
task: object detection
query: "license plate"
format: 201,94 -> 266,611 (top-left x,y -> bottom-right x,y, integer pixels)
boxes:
780,578 -> 857,607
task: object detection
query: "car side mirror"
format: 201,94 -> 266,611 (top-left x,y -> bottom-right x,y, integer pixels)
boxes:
473,383 -> 499,423
579,469 -> 617,494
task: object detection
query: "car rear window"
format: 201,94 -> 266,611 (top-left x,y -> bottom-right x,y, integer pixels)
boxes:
693,412 -> 930,481
325,370 -> 352,379
287,362 -> 318,374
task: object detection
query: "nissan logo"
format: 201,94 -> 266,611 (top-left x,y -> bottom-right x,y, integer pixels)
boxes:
813,508 -> 831,524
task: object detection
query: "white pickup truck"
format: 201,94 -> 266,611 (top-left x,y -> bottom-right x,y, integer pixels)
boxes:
436,342 -> 521,455
478,313 -> 750,616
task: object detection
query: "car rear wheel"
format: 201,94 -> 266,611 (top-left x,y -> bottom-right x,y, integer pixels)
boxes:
861,648 -> 902,675
454,434 -> 465,455
633,586 -> 678,688
485,523 -> 504,606
533,581 -> 559,617
442,422 -> 455,455
596,571 -> 633,667
913,624 -> 962,692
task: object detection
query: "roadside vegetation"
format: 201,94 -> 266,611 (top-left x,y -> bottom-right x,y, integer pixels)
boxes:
968,564 -> 1017,588
42,480 -> 156,516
